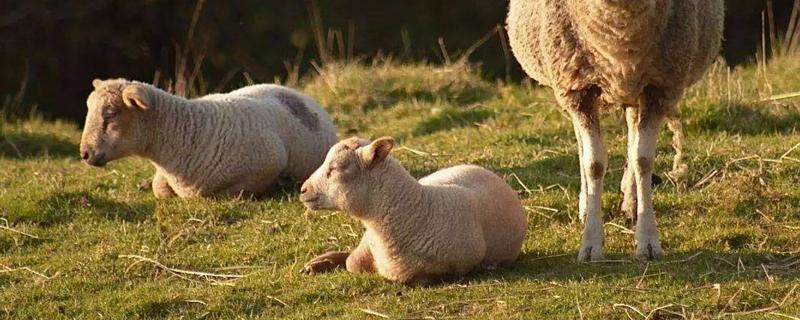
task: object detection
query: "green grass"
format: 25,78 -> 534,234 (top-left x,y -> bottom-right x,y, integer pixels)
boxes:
2,58 -> 800,319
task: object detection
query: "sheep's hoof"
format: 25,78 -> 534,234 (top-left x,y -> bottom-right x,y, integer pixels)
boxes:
636,240 -> 663,261
300,251 -> 349,275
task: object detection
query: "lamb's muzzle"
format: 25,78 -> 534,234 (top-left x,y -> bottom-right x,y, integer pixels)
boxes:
80,148 -> 106,167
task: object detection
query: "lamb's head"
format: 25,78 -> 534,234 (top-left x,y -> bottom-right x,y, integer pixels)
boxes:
300,136 -> 396,216
80,79 -> 153,167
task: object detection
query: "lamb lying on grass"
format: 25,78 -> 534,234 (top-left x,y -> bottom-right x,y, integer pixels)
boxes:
299,137 -> 527,284
80,78 -> 337,198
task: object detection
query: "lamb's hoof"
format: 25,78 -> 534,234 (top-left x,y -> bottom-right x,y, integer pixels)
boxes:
138,179 -> 153,192
300,252 -> 348,275
577,243 -> 604,262
636,240 -> 664,261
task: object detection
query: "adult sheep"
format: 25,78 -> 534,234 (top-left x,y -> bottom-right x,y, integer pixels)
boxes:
80,79 -> 337,198
507,0 -> 723,260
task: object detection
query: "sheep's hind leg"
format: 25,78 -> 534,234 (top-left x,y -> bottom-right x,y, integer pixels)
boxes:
564,87 -> 607,262
666,112 -> 688,191
631,87 -> 675,260
621,105 -> 638,224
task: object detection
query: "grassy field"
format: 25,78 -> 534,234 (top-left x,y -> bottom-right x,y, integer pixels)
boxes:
1,56 -> 800,319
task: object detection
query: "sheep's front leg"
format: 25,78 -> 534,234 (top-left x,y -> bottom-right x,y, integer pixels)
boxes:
152,171 -> 176,198
631,87 -> 674,260
564,87 -> 607,262
573,122 -> 588,223
621,106 -> 638,223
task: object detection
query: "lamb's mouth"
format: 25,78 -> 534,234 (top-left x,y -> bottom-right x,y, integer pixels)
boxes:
86,153 -> 107,167
300,196 -> 321,210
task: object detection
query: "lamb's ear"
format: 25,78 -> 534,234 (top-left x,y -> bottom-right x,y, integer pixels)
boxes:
363,137 -> 395,170
92,79 -> 103,89
122,84 -> 152,110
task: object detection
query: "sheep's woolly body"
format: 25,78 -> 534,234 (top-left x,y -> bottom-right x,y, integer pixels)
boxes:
507,0 -> 723,104
507,0 -> 723,260
87,80 -> 337,198
364,164 -> 527,283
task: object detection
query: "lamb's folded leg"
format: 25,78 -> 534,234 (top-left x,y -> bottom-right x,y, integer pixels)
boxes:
301,251 -> 349,275
563,87 -> 607,262
152,171 -> 176,198
346,237 -> 375,274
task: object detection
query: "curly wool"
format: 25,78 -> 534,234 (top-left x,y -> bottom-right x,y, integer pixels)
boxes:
507,0 -> 723,104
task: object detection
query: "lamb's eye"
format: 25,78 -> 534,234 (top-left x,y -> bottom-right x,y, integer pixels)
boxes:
102,109 -> 117,119
326,165 -> 337,177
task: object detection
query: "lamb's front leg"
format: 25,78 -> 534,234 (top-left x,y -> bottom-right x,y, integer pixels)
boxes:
152,170 -> 176,198
345,240 -> 375,274
301,251 -> 349,275
303,235 -> 375,275
631,87 -> 674,260
563,87 -> 607,262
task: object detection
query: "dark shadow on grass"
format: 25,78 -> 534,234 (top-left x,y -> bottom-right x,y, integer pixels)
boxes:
492,154 -> 581,192
0,132 -> 78,159
21,191 -> 153,226
461,249 -> 799,287
687,102 -> 800,135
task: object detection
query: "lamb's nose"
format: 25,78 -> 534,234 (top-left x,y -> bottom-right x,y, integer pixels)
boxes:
81,151 -> 90,160
300,186 -> 309,194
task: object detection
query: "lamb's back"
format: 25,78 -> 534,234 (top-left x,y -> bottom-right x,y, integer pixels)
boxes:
198,84 -> 337,180
419,165 -> 526,264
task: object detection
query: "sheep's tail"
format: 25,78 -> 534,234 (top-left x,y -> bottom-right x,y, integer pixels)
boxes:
666,112 -> 688,192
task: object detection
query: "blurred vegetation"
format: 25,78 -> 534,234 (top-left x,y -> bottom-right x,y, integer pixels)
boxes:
0,0 -> 797,122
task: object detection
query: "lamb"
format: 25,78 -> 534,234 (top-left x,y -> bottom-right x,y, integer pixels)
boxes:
298,137 -> 527,284
79,78 -> 337,198
506,0 -> 723,260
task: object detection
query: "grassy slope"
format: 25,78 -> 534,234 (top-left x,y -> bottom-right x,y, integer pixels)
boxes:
1,58 -> 799,319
